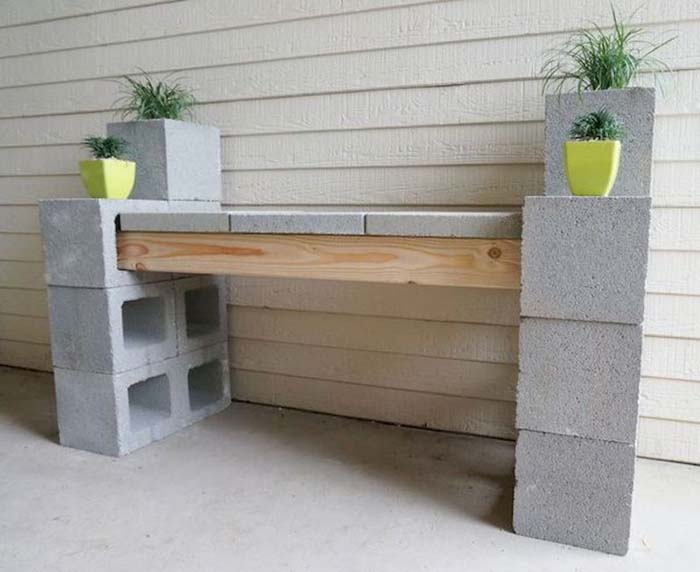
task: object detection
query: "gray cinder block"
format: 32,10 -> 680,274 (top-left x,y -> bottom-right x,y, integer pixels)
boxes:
513,430 -> 635,555
120,211 -> 230,232
175,276 -> 228,353
107,119 -> 221,202
229,211 -> 365,235
365,211 -> 522,238
39,199 -> 173,288
545,87 -> 655,196
516,318 -> 642,443
54,342 -> 230,456
47,282 -> 178,374
520,196 -> 651,324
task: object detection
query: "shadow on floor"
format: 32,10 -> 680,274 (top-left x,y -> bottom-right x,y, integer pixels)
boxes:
0,366 -> 59,442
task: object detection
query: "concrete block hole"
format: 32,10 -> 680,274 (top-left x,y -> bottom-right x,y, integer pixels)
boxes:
185,286 -> 221,339
188,360 -> 224,411
128,374 -> 172,431
122,296 -> 167,349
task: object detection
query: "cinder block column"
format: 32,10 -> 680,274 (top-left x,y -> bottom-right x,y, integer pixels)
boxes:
40,199 -> 231,456
513,196 -> 651,555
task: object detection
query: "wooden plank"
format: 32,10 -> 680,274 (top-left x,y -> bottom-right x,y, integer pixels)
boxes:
0,288 -> 48,318
640,377 -> 700,424
648,251 -> 700,295
645,293 -> 700,339
643,336 -> 700,382
0,314 -> 49,344
117,232 -> 522,290
0,261 -> 45,289
0,233 -> 43,262
231,369 -> 516,439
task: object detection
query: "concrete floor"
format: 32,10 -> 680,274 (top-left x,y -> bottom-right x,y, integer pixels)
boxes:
1,366 -> 699,572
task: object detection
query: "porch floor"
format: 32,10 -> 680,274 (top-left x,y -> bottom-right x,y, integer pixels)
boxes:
2,365 -> 699,571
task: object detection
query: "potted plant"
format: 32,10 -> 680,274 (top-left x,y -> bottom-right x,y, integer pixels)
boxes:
107,71 -> 221,202
564,109 -> 624,197
539,7 -> 674,196
79,136 -> 135,199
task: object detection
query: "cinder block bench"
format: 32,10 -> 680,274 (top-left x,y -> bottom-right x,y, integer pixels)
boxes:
40,201 -> 651,555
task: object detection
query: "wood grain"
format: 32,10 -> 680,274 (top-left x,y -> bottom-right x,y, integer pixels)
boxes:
117,232 -> 521,289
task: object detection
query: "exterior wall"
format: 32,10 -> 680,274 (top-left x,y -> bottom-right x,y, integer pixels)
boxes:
0,0 -> 698,462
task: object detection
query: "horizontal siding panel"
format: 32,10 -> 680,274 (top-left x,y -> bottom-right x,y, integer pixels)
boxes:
228,306 -> 518,364
0,288 -> 48,318
647,250 -> 700,295
0,0 -> 163,28
0,233 -> 43,261
0,314 -> 49,344
645,294 -> 700,339
0,261 -> 45,289
652,162 -> 700,207
642,336 -> 700,382
229,277 -> 520,325
231,369 -> 516,439
640,377 -> 700,423
5,2 -> 694,89
637,417 -> 700,464
0,339 -> 51,371
230,338 -> 517,401
2,20 -> 694,119
651,207 -> 700,251
0,0 -> 431,57
0,175 -> 82,204
5,69 -> 700,147
0,206 -> 40,233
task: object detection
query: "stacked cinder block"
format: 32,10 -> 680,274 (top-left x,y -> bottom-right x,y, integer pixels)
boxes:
40,121 -> 230,457
512,89 -> 655,556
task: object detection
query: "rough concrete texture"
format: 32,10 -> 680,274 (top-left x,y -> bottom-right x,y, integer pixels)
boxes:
174,275 -> 228,353
47,282 -> 178,374
53,343 -> 229,456
5,365 -> 700,572
120,211 -> 229,232
516,317 -> 642,443
229,211 -> 365,234
545,88 -> 655,196
107,119 -> 221,202
521,196 -> 651,324
39,199 -> 173,288
513,429 -> 636,555
365,211 -> 522,238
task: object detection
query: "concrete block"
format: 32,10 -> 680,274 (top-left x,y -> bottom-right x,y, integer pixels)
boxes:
107,119 -> 221,202
179,342 -> 231,423
120,211 -> 229,232
513,429 -> 635,555
174,276 -> 228,353
545,87 -> 655,196
516,318 -> 642,443
229,211 -> 365,235
47,282 -> 178,374
365,211 -> 522,238
39,199 -> 174,288
521,196 -> 651,324
54,342 -> 230,456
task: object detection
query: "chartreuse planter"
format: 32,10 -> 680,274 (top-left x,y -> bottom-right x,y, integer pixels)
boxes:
79,159 -> 136,199
563,140 -> 621,197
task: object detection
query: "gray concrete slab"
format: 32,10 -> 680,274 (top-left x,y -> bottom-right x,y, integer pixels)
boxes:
121,211 -> 230,232
545,87 -> 655,197
516,318 -> 643,444
3,365 -> 700,572
365,211 -> 522,238
47,282 -> 178,374
513,430 -> 636,555
229,211 -> 366,234
107,119 -> 221,202
521,196 -> 651,324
